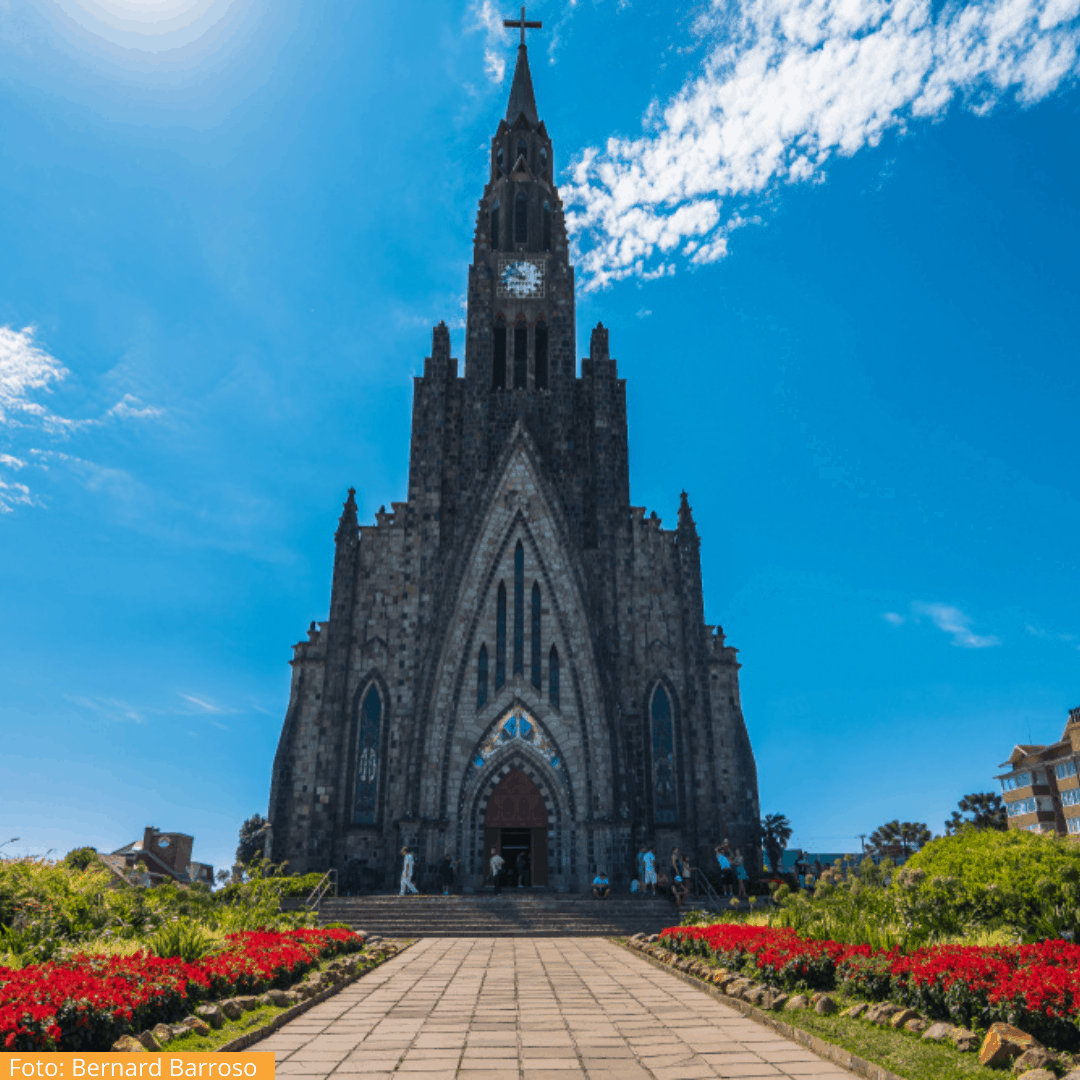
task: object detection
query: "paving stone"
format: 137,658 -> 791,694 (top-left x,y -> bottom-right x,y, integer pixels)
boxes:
256,937 -> 861,1079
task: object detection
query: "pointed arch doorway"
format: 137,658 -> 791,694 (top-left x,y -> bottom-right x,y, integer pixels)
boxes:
484,768 -> 548,886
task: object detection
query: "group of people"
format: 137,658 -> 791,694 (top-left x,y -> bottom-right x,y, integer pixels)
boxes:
712,840 -> 749,898
398,847 -> 457,896
399,839 -> 752,902
486,846 -> 532,895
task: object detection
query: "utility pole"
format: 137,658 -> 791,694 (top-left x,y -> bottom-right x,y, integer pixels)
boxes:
858,833 -> 867,854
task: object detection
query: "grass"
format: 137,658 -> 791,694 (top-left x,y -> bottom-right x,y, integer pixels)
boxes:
163,947 -> 405,1053
625,943 -> 997,1080
781,998 -> 989,1080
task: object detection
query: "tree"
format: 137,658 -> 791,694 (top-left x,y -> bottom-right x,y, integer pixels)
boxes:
760,813 -> 793,876
945,792 -> 1007,834
868,820 -> 932,859
62,846 -> 99,871
235,813 -> 269,866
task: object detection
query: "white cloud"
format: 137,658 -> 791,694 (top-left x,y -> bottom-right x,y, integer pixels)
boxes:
1025,623 -> 1079,647
883,611 -> 905,625
67,695 -> 146,724
470,0 -> 510,83
0,326 -> 162,512
0,325 -> 74,432
913,601 -> 1001,647
180,693 -> 234,715
105,394 -> 164,421
564,0 -> 1080,287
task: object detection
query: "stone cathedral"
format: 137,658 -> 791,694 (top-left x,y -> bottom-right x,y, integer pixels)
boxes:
268,30 -> 759,892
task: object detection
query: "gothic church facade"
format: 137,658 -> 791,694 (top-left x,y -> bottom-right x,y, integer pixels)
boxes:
268,39 -> 759,891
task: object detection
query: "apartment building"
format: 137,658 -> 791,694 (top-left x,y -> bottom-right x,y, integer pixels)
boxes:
997,706 -> 1080,839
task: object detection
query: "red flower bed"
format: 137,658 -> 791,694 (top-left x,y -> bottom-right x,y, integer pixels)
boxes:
659,924 -> 1080,1050
0,927 -> 362,1051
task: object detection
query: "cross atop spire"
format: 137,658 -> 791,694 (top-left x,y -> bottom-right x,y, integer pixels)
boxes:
503,4 -> 541,46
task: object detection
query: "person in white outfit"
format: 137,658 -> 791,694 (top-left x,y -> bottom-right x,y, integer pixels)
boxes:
400,846 -> 419,896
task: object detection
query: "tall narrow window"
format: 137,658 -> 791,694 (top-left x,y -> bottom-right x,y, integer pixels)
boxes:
515,191 -> 528,245
549,646 -> 559,708
540,146 -> 548,176
517,138 -> 528,163
531,582 -> 542,689
492,322 -> 507,391
513,542 -> 524,676
354,685 -> 382,824
535,323 -> 548,390
651,686 -> 676,824
496,146 -> 504,174
490,200 -> 500,251
513,325 -> 528,389
496,583 -> 506,689
543,202 -> 552,252
477,644 -> 488,709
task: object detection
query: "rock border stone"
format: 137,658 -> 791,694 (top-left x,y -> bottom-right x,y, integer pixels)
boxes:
213,942 -> 412,1054
616,940 -> 907,1080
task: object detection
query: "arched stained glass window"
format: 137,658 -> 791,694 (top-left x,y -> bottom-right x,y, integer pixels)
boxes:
491,200 -> 500,251
542,201 -> 551,252
477,644 -> 488,709
515,191 -> 528,245
513,542 -> 524,676
651,686 -> 676,824
496,583 -> 506,689
535,323 -> 548,390
549,646 -> 559,708
492,320 -> 507,391
354,685 -> 382,824
531,582 -> 541,689
513,324 -> 527,389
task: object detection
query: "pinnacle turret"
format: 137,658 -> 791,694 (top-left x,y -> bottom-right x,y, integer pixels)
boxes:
678,490 -> 698,537
335,487 -> 358,544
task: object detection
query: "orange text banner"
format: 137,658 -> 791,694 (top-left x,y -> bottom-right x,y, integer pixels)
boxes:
0,1055 -> 274,1080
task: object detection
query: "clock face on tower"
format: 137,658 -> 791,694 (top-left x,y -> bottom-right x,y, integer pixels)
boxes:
497,257 -> 545,299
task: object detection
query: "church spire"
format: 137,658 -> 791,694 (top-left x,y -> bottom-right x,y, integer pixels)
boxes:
502,6 -> 541,125
505,44 -> 538,126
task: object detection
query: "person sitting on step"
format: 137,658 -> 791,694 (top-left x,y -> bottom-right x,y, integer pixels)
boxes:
592,871 -> 611,899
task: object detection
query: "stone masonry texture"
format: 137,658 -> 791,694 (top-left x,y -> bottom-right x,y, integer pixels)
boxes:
257,937 -> 856,1080
267,44 -> 760,891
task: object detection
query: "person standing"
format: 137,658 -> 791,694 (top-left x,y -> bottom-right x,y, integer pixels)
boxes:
642,846 -> 657,894
733,849 -> 748,899
489,847 -> 505,896
516,849 -> 529,888
670,847 -> 681,881
399,847 -> 419,897
714,844 -> 731,897
440,854 -> 455,896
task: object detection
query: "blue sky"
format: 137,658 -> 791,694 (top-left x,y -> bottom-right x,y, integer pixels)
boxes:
1,0 -> 1078,873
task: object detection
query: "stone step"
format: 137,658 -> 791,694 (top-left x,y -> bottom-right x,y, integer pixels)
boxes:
317,893 -> 683,937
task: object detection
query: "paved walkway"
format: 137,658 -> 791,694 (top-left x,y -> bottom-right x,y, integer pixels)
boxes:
259,938 -> 855,1080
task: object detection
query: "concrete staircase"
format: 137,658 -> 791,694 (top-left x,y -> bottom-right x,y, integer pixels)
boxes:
317,892 -> 682,938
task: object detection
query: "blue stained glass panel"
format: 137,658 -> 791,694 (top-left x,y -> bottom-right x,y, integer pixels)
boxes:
652,686 -> 676,824
354,687 -> 382,824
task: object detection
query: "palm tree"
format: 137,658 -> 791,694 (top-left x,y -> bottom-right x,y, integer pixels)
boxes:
867,820 -> 932,859
760,813 -> 793,876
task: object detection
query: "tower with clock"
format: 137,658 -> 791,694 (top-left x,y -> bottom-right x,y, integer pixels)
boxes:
267,14 -> 761,893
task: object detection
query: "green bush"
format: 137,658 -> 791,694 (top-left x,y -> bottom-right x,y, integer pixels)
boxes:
906,828 -> 1080,932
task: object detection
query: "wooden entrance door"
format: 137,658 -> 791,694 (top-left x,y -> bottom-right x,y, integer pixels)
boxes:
484,769 -> 548,886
